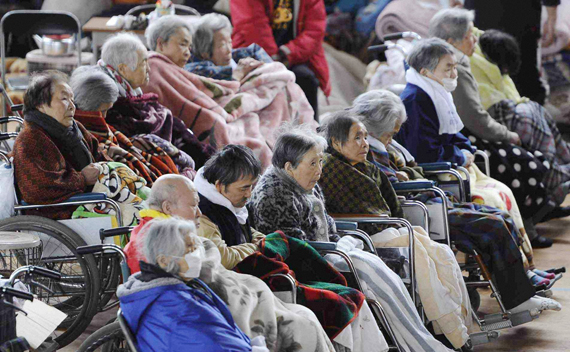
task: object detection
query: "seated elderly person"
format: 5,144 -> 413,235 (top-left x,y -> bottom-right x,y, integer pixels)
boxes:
248,127 -> 464,351
195,145 -> 265,269
429,8 -> 568,247
98,32 -> 215,168
117,219 -> 253,352
185,13 -> 272,81
322,108 -> 561,317
124,174 -> 201,274
12,70 -> 102,219
143,15 -> 315,167
397,38 -> 545,249
70,65 -> 195,184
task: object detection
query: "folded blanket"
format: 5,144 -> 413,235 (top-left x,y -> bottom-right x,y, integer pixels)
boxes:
198,237 -> 335,352
235,232 -> 365,340
375,0 -> 440,40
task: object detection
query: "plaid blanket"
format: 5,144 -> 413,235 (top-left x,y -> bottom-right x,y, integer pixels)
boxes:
320,148 -> 403,234
235,232 -> 365,340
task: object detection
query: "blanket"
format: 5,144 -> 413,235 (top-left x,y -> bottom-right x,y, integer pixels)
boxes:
330,236 -> 455,352
198,237 -> 335,352
235,232 -> 365,340
73,110 -> 186,185
374,0 -> 440,40
72,161 -> 150,226
144,53 -> 316,168
371,228 -> 472,349
105,93 -> 216,169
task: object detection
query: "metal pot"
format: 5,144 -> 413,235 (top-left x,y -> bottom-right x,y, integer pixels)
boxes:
33,35 -> 76,56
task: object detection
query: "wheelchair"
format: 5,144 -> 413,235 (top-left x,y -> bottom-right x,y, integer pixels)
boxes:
0,125 -> 127,348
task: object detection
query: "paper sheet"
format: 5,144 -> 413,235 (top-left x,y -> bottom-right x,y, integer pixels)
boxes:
16,299 -> 67,349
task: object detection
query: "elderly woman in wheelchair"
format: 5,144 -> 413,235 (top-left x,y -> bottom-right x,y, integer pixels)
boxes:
248,126 -> 462,351
11,70 -> 102,219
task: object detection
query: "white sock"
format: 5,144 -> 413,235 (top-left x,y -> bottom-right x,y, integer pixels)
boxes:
509,295 -> 562,315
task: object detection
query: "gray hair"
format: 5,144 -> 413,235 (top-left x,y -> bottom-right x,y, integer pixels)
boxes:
191,13 -> 232,60
101,32 -> 147,71
23,70 -> 68,113
351,90 -> 407,138
147,174 -> 195,210
143,218 -> 197,275
429,8 -> 475,43
319,110 -> 362,147
70,66 -> 119,111
407,38 -> 455,73
272,124 -> 327,169
145,15 -> 193,51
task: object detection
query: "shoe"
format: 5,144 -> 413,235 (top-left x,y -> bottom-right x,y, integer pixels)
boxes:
538,206 -> 570,223
531,235 -> 553,248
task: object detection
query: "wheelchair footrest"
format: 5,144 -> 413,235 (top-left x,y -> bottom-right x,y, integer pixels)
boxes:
535,289 -> 553,298
479,310 -> 536,331
469,331 -> 500,346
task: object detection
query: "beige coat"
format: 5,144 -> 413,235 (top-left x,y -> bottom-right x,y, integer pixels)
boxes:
198,215 -> 265,269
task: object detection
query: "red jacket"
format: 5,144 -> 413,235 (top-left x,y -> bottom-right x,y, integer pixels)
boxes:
231,0 -> 331,96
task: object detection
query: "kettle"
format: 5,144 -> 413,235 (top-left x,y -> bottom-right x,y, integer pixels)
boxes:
33,34 -> 76,56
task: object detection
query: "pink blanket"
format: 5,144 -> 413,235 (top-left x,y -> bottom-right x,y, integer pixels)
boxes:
144,53 -> 315,167
375,0 -> 440,40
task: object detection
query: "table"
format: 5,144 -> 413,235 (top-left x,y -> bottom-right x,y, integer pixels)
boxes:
82,17 -> 146,64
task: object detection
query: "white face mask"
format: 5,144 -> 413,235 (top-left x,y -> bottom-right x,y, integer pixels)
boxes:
180,246 -> 205,279
442,77 -> 458,92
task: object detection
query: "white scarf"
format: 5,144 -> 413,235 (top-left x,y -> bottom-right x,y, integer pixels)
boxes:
367,135 -> 387,153
405,67 -> 464,135
194,168 -> 249,225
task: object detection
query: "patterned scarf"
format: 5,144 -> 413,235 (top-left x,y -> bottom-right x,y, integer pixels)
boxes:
97,59 -> 143,98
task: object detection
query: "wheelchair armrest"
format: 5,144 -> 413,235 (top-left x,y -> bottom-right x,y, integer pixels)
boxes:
417,162 -> 452,171
335,221 -> 358,231
330,213 -> 388,219
19,193 -> 107,206
307,241 -> 337,251
392,180 -> 436,191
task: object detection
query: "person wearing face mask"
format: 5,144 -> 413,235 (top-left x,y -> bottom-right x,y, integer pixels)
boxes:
117,218 -> 256,352
195,145 -> 267,270
397,38 -> 550,261
430,8 -> 565,247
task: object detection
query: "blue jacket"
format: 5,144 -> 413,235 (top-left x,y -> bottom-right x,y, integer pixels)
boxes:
397,83 -> 474,165
117,270 -> 251,352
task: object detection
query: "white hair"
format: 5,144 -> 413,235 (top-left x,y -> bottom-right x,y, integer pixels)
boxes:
429,8 -> 475,43
351,90 -> 407,138
101,32 -> 147,71
145,15 -> 193,51
272,123 -> 327,169
70,66 -> 119,111
147,174 -> 196,210
191,13 -> 232,60
143,218 -> 197,275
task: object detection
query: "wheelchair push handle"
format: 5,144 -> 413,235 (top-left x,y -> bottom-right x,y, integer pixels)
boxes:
368,44 -> 390,53
383,31 -> 422,41
99,226 -> 133,241
1,287 -> 34,301
10,104 -> 23,112
29,266 -> 62,280
77,244 -> 105,255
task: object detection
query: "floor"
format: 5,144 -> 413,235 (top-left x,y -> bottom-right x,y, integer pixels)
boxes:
61,215 -> 570,351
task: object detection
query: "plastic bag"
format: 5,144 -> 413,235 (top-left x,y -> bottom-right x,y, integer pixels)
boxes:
0,160 -> 16,220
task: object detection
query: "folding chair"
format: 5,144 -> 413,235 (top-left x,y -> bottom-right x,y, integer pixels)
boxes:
126,4 -> 201,17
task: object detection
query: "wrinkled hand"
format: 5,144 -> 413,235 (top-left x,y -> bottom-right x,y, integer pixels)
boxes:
508,131 -> 522,146
81,164 -> 100,186
542,6 -> 558,48
232,58 -> 263,82
461,150 -> 475,168
395,171 -> 409,182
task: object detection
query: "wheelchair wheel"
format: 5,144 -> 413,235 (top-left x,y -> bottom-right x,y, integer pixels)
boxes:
467,287 -> 481,312
77,321 -> 130,352
0,215 -> 100,348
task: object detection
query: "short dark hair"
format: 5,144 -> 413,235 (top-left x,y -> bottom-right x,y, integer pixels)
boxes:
319,110 -> 361,147
202,145 -> 261,186
24,70 -> 69,113
479,29 -> 521,76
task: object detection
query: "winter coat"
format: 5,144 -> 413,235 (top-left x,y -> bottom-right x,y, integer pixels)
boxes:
117,265 -> 251,352
231,0 -> 331,96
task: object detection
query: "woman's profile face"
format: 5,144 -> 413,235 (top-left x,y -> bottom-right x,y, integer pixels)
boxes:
422,53 -> 458,86
454,22 -> 477,57
333,122 -> 369,166
38,82 -> 76,127
158,27 -> 192,68
175,234 -> 198,278
210,29 -> 232,66
287,146 -> 324,192
119,49 -> 149,89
